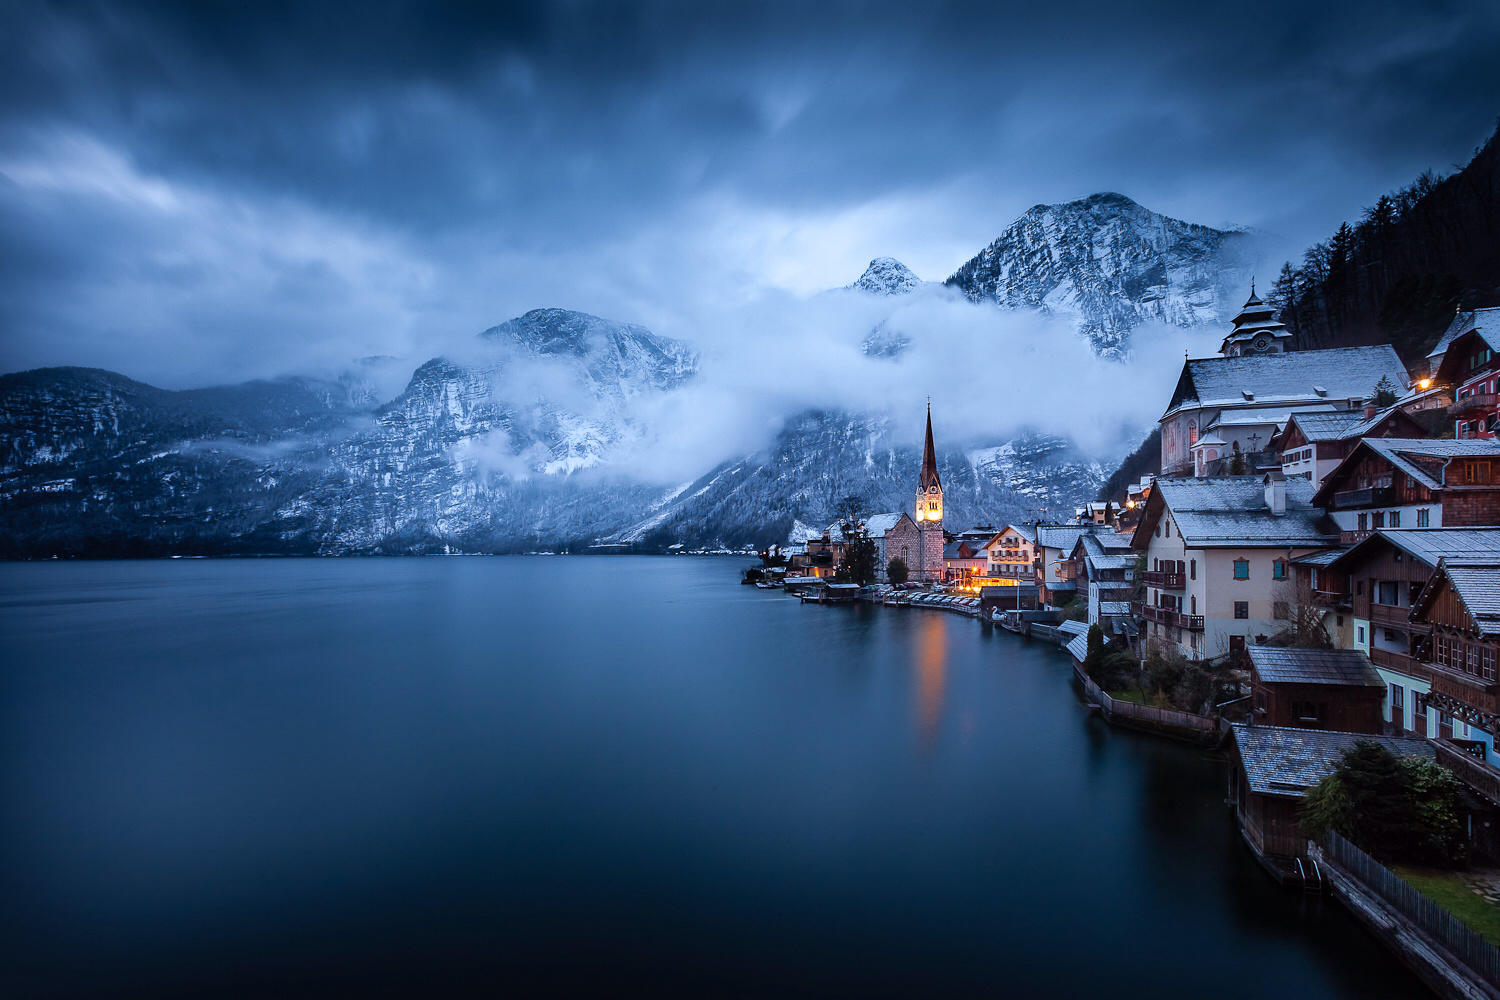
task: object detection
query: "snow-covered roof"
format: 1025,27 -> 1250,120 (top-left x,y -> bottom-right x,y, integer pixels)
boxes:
1141,476 -> 1337,549
1329,527 -> 1500,573
863,512 -> 905,537
1099,600 -> 1134,617
1420,556 -> 1500,637
1209,405 -> 1334,429
1166,346 -> 1410,417
1427,307 -> 1500,360
1314,438 -> 1500,499
1232,724 -> 1434,798
1036,524 -> 1090,551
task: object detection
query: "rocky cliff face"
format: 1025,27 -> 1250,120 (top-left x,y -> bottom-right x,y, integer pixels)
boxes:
946,192 -> 1256,357
849,257 -> 921,295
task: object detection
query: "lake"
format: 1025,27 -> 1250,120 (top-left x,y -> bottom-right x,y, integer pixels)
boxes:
0,557 -> 1422,996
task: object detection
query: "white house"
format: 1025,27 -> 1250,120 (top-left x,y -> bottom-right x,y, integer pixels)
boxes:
1131,475 -> 1340,661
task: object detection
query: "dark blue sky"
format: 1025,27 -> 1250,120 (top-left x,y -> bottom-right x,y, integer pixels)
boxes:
2,0 -> 1498,384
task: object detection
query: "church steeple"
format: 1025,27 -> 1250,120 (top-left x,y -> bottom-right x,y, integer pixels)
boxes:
919,400 -> 942,491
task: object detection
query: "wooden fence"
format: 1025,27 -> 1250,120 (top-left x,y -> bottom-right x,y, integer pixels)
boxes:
1322,830 -> 1500,987
1073,662 -> 1217,734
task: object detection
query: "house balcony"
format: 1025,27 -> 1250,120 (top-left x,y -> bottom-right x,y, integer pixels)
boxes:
1369,646 -> 1426,679
1368,603 -> 1415,629
1331,485 -> 1395,509
1174,612 -> 1205,631
1143,570 -> 1185,589
1425,660 -> 1500,716
1143,605 -> 1176,625
1433,740 -> 1500,808
1339,530 -> 1372,545
1450,392 -> 1500,417
1312,588 -> 1350,608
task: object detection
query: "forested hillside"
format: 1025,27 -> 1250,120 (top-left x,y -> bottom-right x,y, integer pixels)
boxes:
1268,122 -> 1500,365
1100,121 -> 1500,499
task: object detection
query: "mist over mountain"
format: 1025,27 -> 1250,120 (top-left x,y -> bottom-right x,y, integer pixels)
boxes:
0,193 -> 1295,557
946,192 -> 1260,358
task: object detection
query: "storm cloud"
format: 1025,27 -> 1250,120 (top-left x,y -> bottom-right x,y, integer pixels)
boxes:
1,0 -> 1498,386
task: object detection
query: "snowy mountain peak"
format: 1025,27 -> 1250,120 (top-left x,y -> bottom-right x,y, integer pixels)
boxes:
479,307 -> 698,391
850,257 -> 921,295
946,194 -> 1256,358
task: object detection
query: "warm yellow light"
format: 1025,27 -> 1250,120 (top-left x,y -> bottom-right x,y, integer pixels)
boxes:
1418,378 -> 1432,390
1126,499 -> 1136,509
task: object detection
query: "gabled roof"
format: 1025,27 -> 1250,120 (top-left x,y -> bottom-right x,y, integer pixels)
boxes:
1232,724 -> 1435,798
988,523 -> 1036,545
1132,476 -> 1338,549
1036,524 -> 1090,551
1165,345 -> 1410,417
1280,404 -> 1423,447
863,512 -> 908,537
1247,645 -> 1384,688
1327,527 -> 1500,574
1311,437 -> 1500,503
1291,547 -> 1347,567
1427,307 -> 1500,361
1411,556 -> 1500,637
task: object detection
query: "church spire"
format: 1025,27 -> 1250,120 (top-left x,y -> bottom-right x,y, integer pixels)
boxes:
919,400 -> 941,491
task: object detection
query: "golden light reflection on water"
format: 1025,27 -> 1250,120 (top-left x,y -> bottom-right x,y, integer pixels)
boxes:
915,615 -> 947,749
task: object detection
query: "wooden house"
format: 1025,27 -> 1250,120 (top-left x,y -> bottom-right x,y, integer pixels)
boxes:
1245,645 -> 1384,733
1228,724 -> 1435,878
1310,437 -> 1500,543
1322,528 -> 1500,735
1427,308 -> 1500,440
1273,405 -> 1424,487
1409,556 -> 1500,763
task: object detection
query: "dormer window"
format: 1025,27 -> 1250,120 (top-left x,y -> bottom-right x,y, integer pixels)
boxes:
1241,390 -> 1255,401
1313,385 -> 1327,397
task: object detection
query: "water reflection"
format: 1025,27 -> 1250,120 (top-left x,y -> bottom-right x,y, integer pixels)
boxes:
914,614 -> 947,749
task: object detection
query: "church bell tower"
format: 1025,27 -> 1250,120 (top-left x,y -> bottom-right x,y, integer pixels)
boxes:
915,401 -> 945,584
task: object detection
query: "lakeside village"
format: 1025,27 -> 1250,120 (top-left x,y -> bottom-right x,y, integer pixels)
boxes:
744,293 -> 1500,997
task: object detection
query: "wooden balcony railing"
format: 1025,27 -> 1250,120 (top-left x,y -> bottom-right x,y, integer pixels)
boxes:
1433,740 -> 1500,807
1426,660 -> 1500,716
1332,486 -> 1395,509
1369,647 -> 1425,678
1451,392 -> 1500,417
1143,570 -> 1185,589
1369,603 -> 1414,629
1174,612 -> 1205,631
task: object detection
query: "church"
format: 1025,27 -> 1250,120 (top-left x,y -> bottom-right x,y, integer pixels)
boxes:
1158,285 -> 1413,477
880,403 -> 948,583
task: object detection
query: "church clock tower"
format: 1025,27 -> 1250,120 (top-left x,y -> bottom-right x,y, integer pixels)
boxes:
915,401 -> 945,584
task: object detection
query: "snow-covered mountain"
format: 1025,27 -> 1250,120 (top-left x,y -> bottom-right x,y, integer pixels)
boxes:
1,303 -> 1109,556
946,192 -> 1257,357
849,257 -> 921,295
609,411 -> 1104,548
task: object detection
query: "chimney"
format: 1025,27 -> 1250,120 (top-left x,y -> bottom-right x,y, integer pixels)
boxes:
1363,399 -> 1378,419
1263,471 -> 1286,516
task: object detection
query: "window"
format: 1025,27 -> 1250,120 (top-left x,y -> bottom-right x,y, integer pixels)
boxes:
1273,601 -> 1290,620
1372,511 -> 1385,529
1417,508 -> 1430,528
1233,558 -> 1249,580
1467,461 -> 1492,485
1376,581 -> 1399,606
1189,559 -> 1196,580
1165,521 -> 1171,538
1234,601 -> 1249,620
1357,626 -> 1366,644
1390,684 -> 1404,711
1485,647 -> 1497,681
1273,559 -> 1287,580
1389,511 -> 1401,528
1357,513 -> 1368,531
1190,595 -> 1197,614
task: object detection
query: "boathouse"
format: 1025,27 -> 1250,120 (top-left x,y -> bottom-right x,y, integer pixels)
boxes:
1228,724 -> 1436,875
1246,645 -> 1385,734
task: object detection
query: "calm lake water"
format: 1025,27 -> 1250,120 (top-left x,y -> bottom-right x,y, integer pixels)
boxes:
1,557 -> 1423,997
